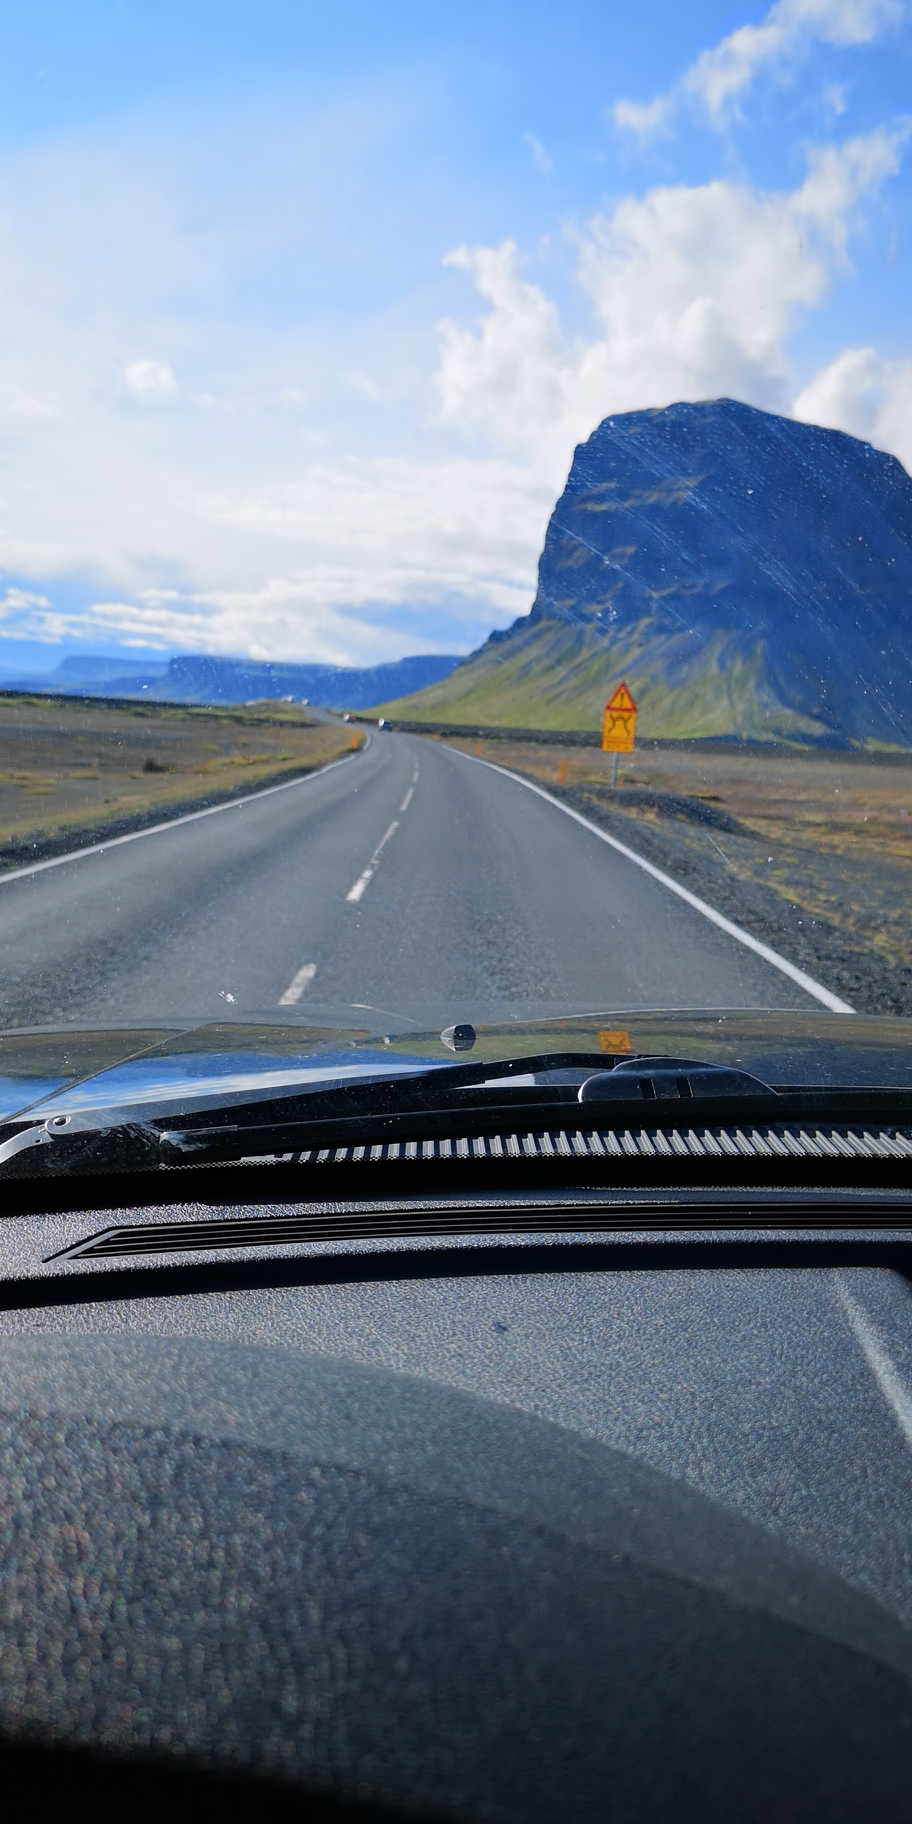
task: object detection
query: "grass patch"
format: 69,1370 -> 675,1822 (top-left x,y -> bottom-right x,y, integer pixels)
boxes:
0,694 -> 362,863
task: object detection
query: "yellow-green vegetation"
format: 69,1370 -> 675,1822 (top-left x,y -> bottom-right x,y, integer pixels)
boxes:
0,694 -> 362,857
447,734 -> 912,974
376,615 -> 830,741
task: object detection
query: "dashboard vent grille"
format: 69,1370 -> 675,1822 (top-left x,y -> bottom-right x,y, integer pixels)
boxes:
50,1122 -> 912,1262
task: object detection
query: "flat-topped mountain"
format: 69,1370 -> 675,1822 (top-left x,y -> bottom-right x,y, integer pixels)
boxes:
380,399 -> 912,745
3,650 -> 461,711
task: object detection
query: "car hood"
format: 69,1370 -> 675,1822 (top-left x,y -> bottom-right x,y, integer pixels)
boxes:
2,1007 -> 912,1125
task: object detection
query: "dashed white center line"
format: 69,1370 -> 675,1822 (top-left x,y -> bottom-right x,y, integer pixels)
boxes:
346,819 -> 399,903
345,760 -> 418,905
278,961 -> 318,1006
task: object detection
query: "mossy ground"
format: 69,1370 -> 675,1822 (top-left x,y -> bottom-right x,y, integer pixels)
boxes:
0,695 -> 361,862
376,616 -> 829,741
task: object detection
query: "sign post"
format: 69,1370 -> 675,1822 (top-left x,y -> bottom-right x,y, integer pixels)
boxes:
601,682 -> 637,787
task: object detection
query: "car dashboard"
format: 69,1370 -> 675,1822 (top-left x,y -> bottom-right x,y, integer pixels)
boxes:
1,1157 -> 912,1821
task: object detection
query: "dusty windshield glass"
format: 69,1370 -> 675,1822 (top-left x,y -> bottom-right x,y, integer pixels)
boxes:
0,2 -> 909,1097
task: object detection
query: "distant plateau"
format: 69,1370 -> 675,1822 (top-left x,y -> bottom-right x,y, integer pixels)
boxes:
1,651 -> 463,713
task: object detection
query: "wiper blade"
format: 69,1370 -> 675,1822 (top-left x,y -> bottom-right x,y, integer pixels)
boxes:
0,1052 -> 607,1177
158,1057 -> 778,1162
3,1052 -> 912,1180
155,1057 -> 782,1165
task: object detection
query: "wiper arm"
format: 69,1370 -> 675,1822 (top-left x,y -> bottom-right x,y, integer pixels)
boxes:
0,1112 -> 161,1175
4,1052 -> 912,1180
155,1057 -> 779,1165
0,1052 -> 607,1178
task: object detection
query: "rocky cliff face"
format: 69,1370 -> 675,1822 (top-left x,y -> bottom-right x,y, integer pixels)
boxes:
384,400 -> 912,744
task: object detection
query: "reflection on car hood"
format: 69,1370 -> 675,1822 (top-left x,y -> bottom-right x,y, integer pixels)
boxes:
0,1047 -> 449,1124
3,1008 -> 912,1124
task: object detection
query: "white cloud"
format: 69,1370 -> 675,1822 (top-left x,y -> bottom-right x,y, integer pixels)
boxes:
614,0 -> 903,137
0,71 -> 907,667
792,344 -> 912,468
438,243 -> 574,482
195,455 -> 554,625
824,80 -> 850,112
0,583 -> 400,661
611,97 -> 674,142
523,132 -> 553,175
124,359 -> 178,399
0,102 -> 558,663
347,370 -> 385,401
437,128 -> 906,484
0,456 -> 553,663
0,586 -> 51,619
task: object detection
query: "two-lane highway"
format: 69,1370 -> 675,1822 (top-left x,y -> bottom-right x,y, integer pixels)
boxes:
0,730 -> 837,1031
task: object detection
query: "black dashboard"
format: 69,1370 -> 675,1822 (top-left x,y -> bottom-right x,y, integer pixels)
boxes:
1,1169 -> 912,1820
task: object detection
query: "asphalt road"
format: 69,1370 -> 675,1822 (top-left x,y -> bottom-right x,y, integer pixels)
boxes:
0,729 -> 826,1031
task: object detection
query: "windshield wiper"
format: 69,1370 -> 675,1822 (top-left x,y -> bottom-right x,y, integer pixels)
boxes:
0,1050 -> 606,1175
3,1051 -> 912,1180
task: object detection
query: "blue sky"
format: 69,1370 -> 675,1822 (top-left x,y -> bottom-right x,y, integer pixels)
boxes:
0,0 -> 909,674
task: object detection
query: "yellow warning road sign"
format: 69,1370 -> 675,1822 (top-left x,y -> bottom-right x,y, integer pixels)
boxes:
598,1029 -> 632,1054
601,681 -> 637,753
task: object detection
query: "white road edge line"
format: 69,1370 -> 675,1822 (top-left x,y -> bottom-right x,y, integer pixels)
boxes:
835,1275 -> 912,1449
346,818 -> 399,903
452,747 -> 853,1014
278,961 -> 318,1007
0,731 -> 372,887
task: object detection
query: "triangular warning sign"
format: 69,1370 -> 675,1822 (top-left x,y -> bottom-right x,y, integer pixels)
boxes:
605,681 -> 637,713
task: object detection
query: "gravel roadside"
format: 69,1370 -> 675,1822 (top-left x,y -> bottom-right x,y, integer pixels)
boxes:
542,779 -> 912,1018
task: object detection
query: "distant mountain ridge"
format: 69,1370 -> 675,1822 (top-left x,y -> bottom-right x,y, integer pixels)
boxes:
3,651 -> 462,711
378,399 -> 912,746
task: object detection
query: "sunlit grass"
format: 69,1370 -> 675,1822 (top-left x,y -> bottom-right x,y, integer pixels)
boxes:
0,696 -> 361,858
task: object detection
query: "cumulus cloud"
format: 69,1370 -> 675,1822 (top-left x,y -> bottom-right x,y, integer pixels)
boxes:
438,244 -> 573,480
0,457 -> 554,663
0,583 -> 409,662
0,103 -> 561,662
124,359 -> 178,399
611,97 -> 674,141
195,455 -> 554,625
0,65 -> 908,665
437,127 -> 907,484
614,0 -> 903,137
0,586 -> 52,622
793,344 -> 912,467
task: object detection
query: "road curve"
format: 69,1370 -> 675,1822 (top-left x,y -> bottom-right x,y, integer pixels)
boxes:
0,730 -> 827,1032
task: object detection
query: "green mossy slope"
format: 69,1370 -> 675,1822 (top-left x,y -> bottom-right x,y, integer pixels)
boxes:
376,615 -> 830,740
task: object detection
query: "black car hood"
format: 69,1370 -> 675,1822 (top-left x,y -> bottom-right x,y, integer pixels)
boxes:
2,1007 -> 912,1126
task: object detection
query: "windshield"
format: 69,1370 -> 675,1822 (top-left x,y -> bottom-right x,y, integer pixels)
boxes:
0,2 -> 910,1091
